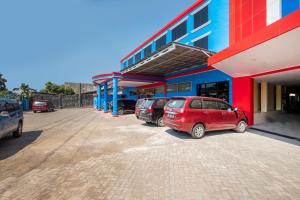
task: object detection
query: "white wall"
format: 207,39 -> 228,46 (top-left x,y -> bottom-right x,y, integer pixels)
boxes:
267,0 -> 282,25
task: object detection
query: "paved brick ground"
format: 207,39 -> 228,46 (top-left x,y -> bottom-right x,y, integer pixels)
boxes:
0,108 -> 299,200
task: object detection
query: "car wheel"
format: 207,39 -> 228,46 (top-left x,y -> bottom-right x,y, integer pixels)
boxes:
33,111 -> 37,113
146,122 -> 152,125
191,124 -> 205,139
13,121 -> 23,138
157,117 -> 164,127
235,120 -> 247,133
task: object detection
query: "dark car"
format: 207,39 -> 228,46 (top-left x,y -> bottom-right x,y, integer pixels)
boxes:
109,99 -> 136,115
138,98 -> 169,127
163,96 -> 248,139
0,98 -> 23,139
32,100 -> 55,113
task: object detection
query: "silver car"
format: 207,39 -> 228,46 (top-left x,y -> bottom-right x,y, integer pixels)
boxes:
0,98 -> 23,139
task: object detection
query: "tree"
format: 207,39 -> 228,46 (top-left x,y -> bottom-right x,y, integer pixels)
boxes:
13,83 -> 36,98
0,73 -> 7,91
41,82 -> 75,95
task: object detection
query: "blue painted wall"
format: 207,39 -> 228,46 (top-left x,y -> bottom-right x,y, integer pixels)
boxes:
282,0 -> 300,17
121,0 -> 229,68
166,70 -> 232,104
122,87 -> 137,100
118,0 -> 231,103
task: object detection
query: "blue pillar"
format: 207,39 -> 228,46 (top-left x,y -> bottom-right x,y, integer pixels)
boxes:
187,14 -> 193,33
166,30 -> 172,44
103,82 -> 108,113
112,77 -> 118,116
97,84 -> 101,110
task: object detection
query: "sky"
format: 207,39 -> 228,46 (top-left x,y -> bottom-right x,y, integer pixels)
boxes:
0,0 -> 197,90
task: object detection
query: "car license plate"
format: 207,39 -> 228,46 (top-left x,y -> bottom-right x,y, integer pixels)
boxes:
168,113 -> 175,119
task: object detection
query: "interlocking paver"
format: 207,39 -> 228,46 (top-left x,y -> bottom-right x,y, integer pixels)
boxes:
0,108 -> 299,200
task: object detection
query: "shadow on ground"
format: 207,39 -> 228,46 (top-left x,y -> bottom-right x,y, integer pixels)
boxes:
249,129 -> 300,146
165,128 -> 238,140
0,130 -> 42,160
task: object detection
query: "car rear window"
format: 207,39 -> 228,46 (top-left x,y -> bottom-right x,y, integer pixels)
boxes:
34,101 -> 47,105
142,100 -> 154,108
167,99 -> 185,108
136,99 -> 144,106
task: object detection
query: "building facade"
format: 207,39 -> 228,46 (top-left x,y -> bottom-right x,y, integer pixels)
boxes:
92,0 -> 300,127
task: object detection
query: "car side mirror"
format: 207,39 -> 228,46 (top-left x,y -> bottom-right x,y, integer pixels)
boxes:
233,108 -> 238,112
0,111 -> 9,117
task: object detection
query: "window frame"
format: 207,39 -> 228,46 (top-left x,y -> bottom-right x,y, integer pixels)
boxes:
193,5 -> 209,31
155,34 -> 167,51
144,44 -> 152,58
189,99 -> 203,109
167,83 -> 178,93
172,20 -> 188,42
135,51 -> 142,63
128,57 -> 134,67
193,35 -> 209,49
178,82 -> 192,92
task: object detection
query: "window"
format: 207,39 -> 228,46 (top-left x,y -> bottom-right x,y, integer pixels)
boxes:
167,99 -> 186,108
172,20 -> 187,41
194,36 -> 208,49
156,35 -> 166,51
190,99 -> 202,109
202,100 -> 218,110
155,86 -> 164,94
135,52 -> 141,63
128,57 -> 134,67
144,44 -> 152,58
167,82 -> 191,93
178,82 -> 191,92
167,84 -> 178,93
197,81 -> 229,102
123,62 -> 127,69
194,6 -> 208,29
218,101 -> 231,111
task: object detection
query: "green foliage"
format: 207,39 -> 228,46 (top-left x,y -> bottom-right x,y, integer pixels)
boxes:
13,83 -> 36,98
42,82 -> 75,95
0,73 -> 7,92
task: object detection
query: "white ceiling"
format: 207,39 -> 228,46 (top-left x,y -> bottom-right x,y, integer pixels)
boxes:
213,27 -> 300,77
254,68 -> 300,86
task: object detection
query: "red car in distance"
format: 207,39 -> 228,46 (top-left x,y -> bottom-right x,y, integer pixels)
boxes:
163,96 -> 248,139
32,100 -> 55,113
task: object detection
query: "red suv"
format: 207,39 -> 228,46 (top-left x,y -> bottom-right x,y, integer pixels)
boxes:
163,97 -> 248,139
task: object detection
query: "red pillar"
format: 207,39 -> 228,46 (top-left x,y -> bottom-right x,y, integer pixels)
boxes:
232,77 -> 254,125
163,83 -> 167,97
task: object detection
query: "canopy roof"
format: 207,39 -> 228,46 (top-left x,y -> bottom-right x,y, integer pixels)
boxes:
121,43 -> 214,76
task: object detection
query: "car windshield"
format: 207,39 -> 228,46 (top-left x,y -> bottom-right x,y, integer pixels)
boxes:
136,99 -> 144,106
34,101 -> 47,105
167,99 -> 185,108
142,100 -> 154,108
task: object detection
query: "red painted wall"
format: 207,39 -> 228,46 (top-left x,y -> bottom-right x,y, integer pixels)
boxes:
232,77 -> 254,125
230,0 -> 266,45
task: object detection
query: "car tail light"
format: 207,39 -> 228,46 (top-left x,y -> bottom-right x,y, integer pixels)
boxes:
146,107 -> 153,113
